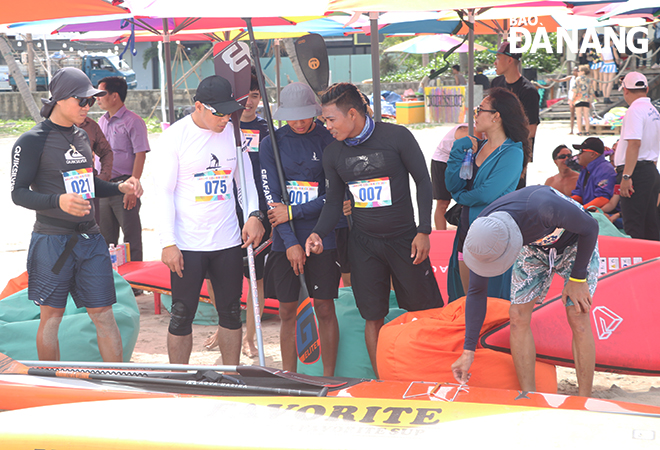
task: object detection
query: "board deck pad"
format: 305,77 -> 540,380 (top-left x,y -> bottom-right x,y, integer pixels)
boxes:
481,257 -> 660,375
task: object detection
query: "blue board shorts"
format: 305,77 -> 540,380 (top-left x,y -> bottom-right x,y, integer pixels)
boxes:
511,242 -> 599,306
27,232 -> 117,309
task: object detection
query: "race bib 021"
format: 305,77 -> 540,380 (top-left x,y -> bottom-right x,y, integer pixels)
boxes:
348,177 -> 392,208
62,167 -> 95,200
194,169 -> 232,202
286,181 -> 318,206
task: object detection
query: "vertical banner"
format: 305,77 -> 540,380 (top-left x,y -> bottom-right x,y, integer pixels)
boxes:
424,86 -> 467,123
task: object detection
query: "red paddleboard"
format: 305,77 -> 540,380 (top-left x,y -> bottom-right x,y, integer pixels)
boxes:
480,257 -> 660,375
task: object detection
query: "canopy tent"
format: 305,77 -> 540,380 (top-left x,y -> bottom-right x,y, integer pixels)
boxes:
1,0 -> 127,26
384,34 -> 487,53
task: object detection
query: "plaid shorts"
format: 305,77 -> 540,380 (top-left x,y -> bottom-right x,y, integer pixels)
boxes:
511,242 -> 599,305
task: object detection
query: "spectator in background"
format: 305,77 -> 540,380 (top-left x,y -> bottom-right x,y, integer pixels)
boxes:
599,40 -> 620,105
572,65 -> 594,136
452,65 -> 467,86
616,72 -> 660,241
431,124 -> 469,230
652,23 -> 660,69
544,145 -> 579,197
490,42 -> 539,188
96,76 -> 150,265
77,115 -> 113,224
571,137 -> 617,210
445,87 -> 526,301
474,66 -> 490,92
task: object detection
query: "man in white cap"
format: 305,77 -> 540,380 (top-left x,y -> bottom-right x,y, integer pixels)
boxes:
11,67 -> 143,361
451,185 -> 599,397
155,75 -> 264,365
616,71 -> 660,241
260,82 -> 341,376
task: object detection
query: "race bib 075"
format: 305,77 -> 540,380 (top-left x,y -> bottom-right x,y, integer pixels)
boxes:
62,167 -> 95,199
348,177 -> 392,208
194,169 -> 232,202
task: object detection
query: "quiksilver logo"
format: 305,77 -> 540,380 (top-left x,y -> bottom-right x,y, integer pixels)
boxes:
65,146 -> 87,165
10,145 -> 21,191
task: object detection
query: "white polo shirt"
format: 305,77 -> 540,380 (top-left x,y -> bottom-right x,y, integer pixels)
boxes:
615,97 -> 660,167
155,115 -> 259,252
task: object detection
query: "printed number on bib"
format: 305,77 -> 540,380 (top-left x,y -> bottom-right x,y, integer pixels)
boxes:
62,168 -> 95,200
286,181 -> 318,206
243,130 -> 260,152
348,178 -> 392,208
194,169 -> 232,202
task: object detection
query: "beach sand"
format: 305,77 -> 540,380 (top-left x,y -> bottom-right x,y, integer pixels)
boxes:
2,122 -> 659,406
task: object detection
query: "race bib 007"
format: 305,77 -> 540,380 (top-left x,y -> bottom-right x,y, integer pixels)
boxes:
62,167 -> 95,199
286,181 -> 318,206
194,169 -> 232,202
348,177 -> 392,208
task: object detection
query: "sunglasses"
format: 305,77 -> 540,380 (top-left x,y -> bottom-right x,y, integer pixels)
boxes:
474,106 -> 497,115
555,154 -> 572,160
202,103 -> 228,118
72,96 -> 96,108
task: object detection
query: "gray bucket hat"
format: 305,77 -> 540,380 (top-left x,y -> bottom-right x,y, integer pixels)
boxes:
462,211 -> 523,278
40,67 -> 106,118
273,82 -> 322,120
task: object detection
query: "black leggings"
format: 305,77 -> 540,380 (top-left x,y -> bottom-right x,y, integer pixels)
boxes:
169,246 -> 243,335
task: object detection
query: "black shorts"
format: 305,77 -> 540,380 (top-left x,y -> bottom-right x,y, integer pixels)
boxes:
170,246 -> 243,335
263,249 -> 340,303
431,160 -> 452,201
575,101 -> 590,108
349,229 -> 444,321
335,227 -> 351,274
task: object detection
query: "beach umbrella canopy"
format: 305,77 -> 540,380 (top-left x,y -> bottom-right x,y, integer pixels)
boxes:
384,34 -> 487,53
1,0 -> 127,26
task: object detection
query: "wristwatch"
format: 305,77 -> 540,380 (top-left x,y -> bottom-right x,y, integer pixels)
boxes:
248,210 -> 265,223
622,174 -> 632,180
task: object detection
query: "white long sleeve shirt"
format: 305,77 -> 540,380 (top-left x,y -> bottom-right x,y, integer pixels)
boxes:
156,115 -> 259,251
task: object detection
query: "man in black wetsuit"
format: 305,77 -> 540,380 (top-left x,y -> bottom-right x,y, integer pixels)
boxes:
305,82 -> 443,377
451,185 -> 599,397
10,67 -> 142,362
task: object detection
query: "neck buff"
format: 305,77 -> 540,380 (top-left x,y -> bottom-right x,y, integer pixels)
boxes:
344,114 -> 375,147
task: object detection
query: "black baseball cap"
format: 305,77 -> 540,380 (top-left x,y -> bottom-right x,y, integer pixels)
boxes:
40,67 -> 106,118
489,42 -> 522,60
194,75 -> 243,115
573,137 -> 604,155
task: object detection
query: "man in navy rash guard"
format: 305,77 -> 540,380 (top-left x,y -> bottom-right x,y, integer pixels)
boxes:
451,185 -> 599,397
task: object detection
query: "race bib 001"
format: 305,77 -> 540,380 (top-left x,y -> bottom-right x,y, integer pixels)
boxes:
62,167 -> 95,200
243,130 -> 260,152
194,169 -> 232,202
286,181 -> 318,206
348,177 -> 392,208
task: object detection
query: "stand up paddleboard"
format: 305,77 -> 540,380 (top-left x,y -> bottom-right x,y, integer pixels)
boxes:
481,257 -> 660,375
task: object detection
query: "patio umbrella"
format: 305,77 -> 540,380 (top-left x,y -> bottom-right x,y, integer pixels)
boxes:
384,34 -> 487,53
2,0 -> 126,26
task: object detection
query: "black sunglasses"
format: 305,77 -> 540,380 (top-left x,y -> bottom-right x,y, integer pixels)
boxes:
474,106 -> 497,115
555,154 -> 572,160
202,103 -> 228,118
72,96 -> 96,108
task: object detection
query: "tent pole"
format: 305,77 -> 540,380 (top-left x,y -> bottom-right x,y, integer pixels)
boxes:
162,19 -> 176,124
468,9 -> 475,136
275,38 -> 282,128
369,12 -> 381,122
158,41 -> 167,124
